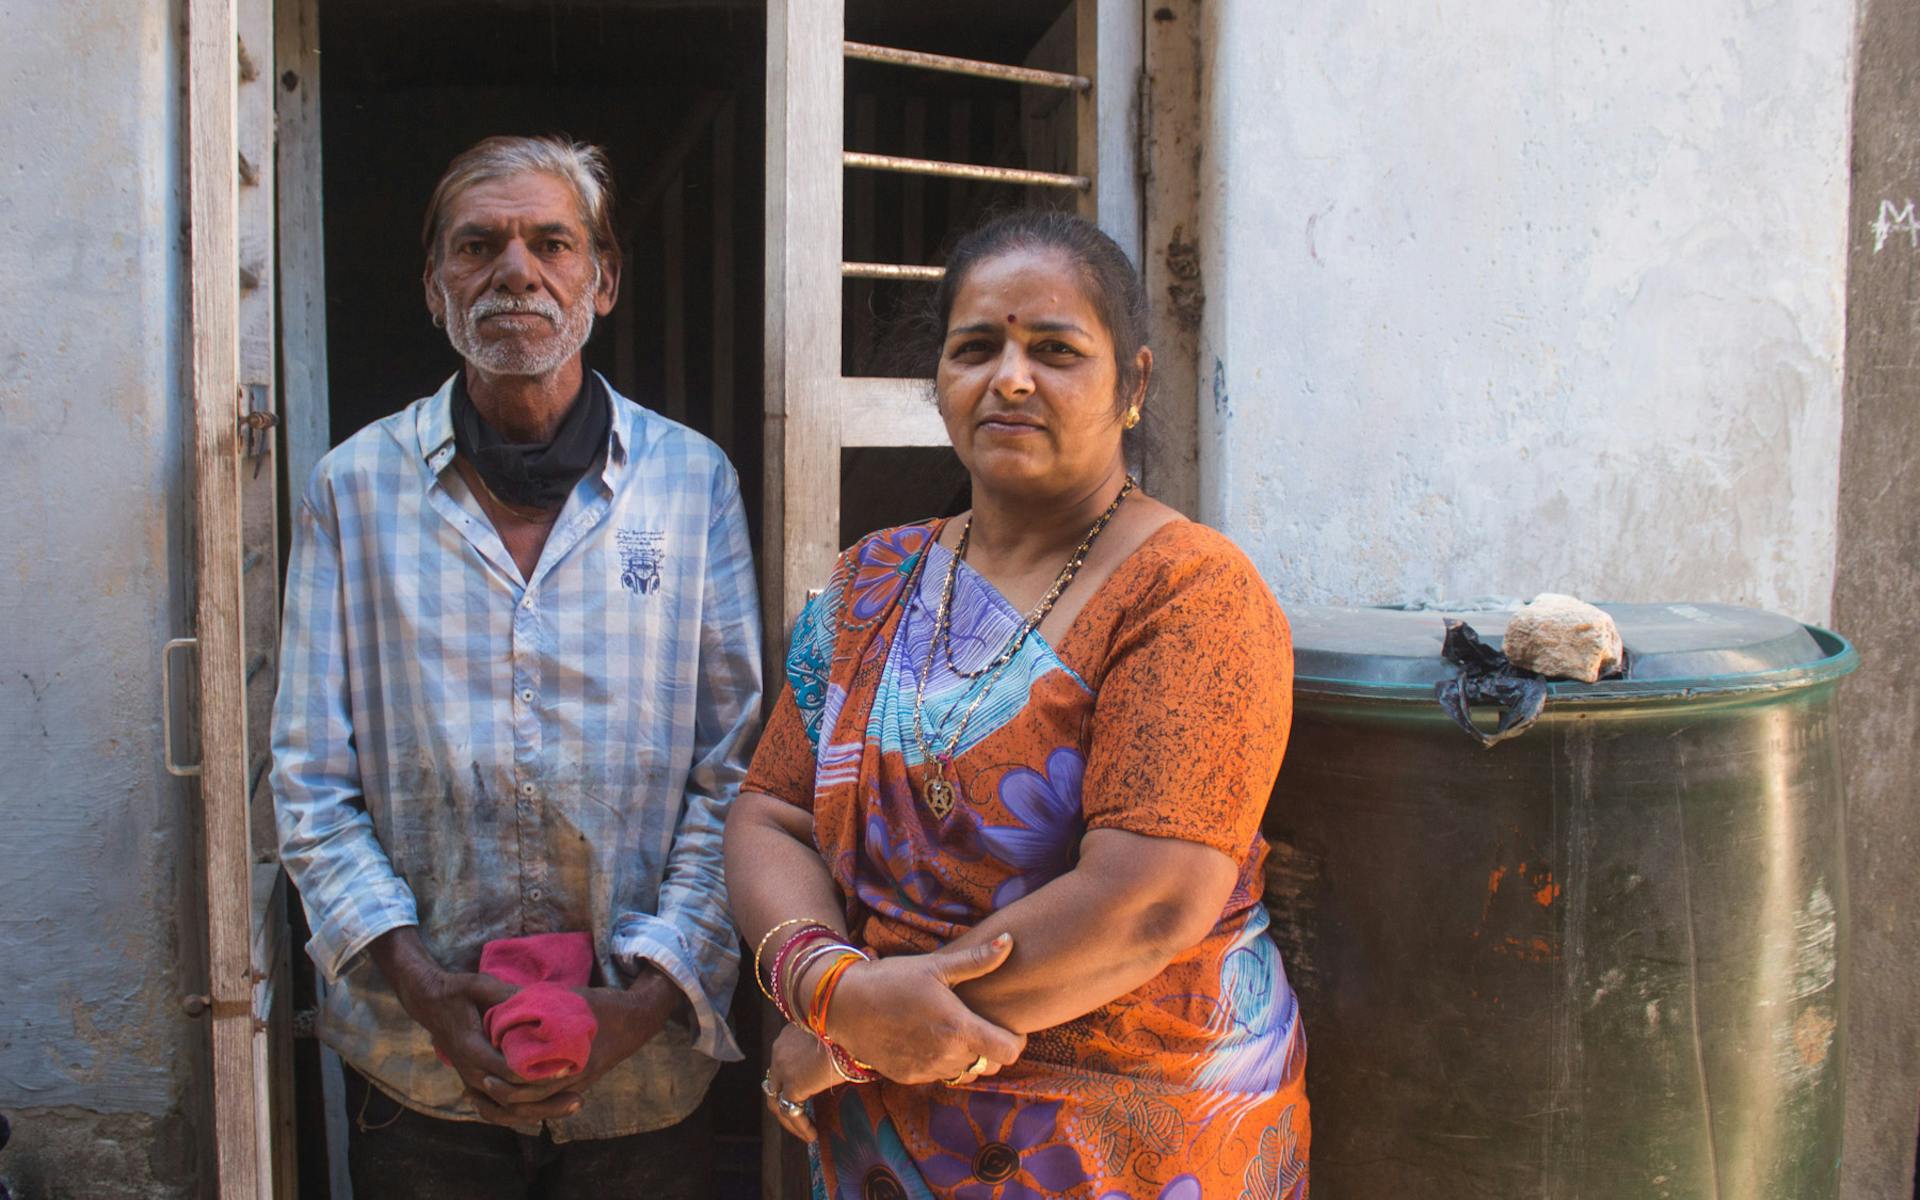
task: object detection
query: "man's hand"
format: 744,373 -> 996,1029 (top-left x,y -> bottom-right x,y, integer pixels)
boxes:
468,965 -> 685,1124
368,928 -> 529,1124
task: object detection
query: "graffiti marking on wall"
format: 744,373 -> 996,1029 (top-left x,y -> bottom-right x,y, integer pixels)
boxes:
1870,198 -> 1920,253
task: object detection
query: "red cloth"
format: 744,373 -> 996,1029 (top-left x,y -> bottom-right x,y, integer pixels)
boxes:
477,932 -> 599,1080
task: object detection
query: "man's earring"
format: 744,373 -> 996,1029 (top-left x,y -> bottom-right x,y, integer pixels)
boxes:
431,313 -> 444,329
1123,405 -> 1142,430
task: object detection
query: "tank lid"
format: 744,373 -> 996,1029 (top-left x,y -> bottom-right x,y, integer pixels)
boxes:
1290,602 -> 1838,693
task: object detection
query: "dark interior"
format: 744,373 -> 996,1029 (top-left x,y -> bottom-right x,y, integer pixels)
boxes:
320,0 -> 768,550
306,1 -> 1072,1192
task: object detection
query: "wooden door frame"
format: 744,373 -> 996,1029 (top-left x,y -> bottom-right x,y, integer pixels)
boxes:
186,0 -> 285,1196
187,0 -> 311,1193
278,0 -> 331,525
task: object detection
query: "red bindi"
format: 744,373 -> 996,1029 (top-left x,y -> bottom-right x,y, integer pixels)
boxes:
1006,313 -> 1018,324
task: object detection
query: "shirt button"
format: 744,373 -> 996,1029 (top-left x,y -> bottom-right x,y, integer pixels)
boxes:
522,596 -> 534,609
520,688 -> 534,703
527,887 -> 544,902
520,782 -> 535,797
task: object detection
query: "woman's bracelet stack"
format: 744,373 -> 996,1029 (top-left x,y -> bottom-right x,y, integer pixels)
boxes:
753,919 -> 879,1083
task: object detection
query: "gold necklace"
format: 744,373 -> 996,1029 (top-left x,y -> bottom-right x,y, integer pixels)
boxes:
939,476 -> 1136,680
910,476 -> 1136,818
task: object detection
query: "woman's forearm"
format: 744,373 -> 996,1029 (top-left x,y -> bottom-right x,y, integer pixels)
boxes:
731,790 -> 1029,1084
948,828 -> 1238,1033
949,874 -> 1184,1032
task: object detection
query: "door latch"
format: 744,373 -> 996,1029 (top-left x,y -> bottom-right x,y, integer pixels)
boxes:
240,384 -> 277,460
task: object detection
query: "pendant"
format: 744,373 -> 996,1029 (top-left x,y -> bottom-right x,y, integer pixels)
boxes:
924,776 -> 956,819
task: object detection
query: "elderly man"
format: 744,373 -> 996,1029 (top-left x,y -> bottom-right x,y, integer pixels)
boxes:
271,135 -> 760,1197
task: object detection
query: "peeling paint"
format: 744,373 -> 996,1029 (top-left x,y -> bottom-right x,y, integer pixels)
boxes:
1163,223 -> 1203,332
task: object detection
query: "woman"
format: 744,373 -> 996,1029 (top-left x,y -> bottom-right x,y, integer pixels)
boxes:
726,211 -> 1307,1200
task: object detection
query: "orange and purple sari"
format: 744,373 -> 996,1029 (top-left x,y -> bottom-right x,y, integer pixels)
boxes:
744,519 -> 1308,1200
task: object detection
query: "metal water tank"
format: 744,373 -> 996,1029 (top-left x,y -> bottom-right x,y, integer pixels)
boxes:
1264,603 -> 1858,1198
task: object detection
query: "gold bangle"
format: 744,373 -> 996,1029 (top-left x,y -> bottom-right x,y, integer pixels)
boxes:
752,917 -> 821,1003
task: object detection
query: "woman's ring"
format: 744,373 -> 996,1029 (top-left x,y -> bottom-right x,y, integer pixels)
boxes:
765,1073 -> 805,1117
946,1054 -> 992,1085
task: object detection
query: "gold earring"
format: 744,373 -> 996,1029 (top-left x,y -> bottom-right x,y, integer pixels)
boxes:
1123,406 -> 1142,430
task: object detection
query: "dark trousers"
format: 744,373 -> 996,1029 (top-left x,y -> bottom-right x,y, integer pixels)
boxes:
343,1068 -> 712,1200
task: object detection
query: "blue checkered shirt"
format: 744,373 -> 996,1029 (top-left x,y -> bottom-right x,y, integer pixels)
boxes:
271,375 -> 761,1140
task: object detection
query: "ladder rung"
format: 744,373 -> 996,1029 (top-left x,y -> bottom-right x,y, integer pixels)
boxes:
842,261 -> 945,281
843,151 -> 1088,191
844,40 -> 1090,93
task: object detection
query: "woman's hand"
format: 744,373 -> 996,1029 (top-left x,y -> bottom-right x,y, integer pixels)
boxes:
764,1024 -> 840,1143
822,934 -> 1026,1086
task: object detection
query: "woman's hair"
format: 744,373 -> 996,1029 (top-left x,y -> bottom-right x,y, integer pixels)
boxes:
927,209 -> 1153,422
420,135 -> 621,278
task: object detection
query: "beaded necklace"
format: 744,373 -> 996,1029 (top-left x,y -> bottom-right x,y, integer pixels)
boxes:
910,476 -> 1136,818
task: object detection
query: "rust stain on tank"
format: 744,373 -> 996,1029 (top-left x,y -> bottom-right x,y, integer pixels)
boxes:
1793,1006 -> 1836,1069
1489,934 -> 1558,962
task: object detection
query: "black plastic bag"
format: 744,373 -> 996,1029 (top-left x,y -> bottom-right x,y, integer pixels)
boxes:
1435,619 -> 1549,748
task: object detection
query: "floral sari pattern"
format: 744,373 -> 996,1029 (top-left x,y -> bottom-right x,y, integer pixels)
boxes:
745,521 -> 1308,1198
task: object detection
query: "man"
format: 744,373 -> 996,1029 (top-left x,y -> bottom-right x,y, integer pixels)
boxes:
271,135 -> 761,1197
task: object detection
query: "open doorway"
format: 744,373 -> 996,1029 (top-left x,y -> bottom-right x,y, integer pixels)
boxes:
319,0 -> 768,543
309,4 -> 768,1195
295,0 -> 1081,1193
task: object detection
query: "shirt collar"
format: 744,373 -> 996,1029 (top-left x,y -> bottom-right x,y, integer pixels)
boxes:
415,369 -> 634,481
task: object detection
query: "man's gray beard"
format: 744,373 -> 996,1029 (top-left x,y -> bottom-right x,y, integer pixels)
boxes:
440,275 -> 597,378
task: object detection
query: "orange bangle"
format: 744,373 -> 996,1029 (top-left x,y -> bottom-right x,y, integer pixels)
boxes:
808,951 -> 860,1035
806,952 -> 848,1030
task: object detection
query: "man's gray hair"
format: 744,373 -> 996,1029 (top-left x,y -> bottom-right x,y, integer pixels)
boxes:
421,135 -> 621,274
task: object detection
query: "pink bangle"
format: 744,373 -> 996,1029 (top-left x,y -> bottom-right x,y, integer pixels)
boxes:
825,1039 -> 879,1084
768,927 -> 839,1022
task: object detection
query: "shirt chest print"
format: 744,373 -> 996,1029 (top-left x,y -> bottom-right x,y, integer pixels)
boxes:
616,528 -> 667,595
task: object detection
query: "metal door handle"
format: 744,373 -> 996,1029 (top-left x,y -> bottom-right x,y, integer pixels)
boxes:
163,637 -> 202,777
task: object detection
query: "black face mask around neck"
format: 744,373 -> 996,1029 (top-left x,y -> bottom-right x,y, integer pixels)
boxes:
451,371 -> 611,511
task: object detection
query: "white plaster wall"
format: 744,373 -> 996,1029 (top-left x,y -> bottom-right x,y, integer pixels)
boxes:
1196,1 -> 1856,624
0,0 -> 200,1183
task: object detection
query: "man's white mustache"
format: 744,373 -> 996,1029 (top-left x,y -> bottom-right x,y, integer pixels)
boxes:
469,295 -> 562,323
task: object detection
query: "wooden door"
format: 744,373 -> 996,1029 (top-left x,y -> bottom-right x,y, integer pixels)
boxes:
182,0 -> 298,1194
763,0 -> 1142,634
760,2 -> 1142,1191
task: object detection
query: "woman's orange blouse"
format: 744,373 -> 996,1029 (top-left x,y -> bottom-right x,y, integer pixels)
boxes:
745,518 -> 1308,1200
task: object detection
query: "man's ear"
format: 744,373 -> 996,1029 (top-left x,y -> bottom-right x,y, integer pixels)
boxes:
593,258 -> 620,319
423,260 -> 445,328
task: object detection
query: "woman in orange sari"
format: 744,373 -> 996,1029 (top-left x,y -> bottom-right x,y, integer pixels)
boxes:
725,211 -> 1306,1200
